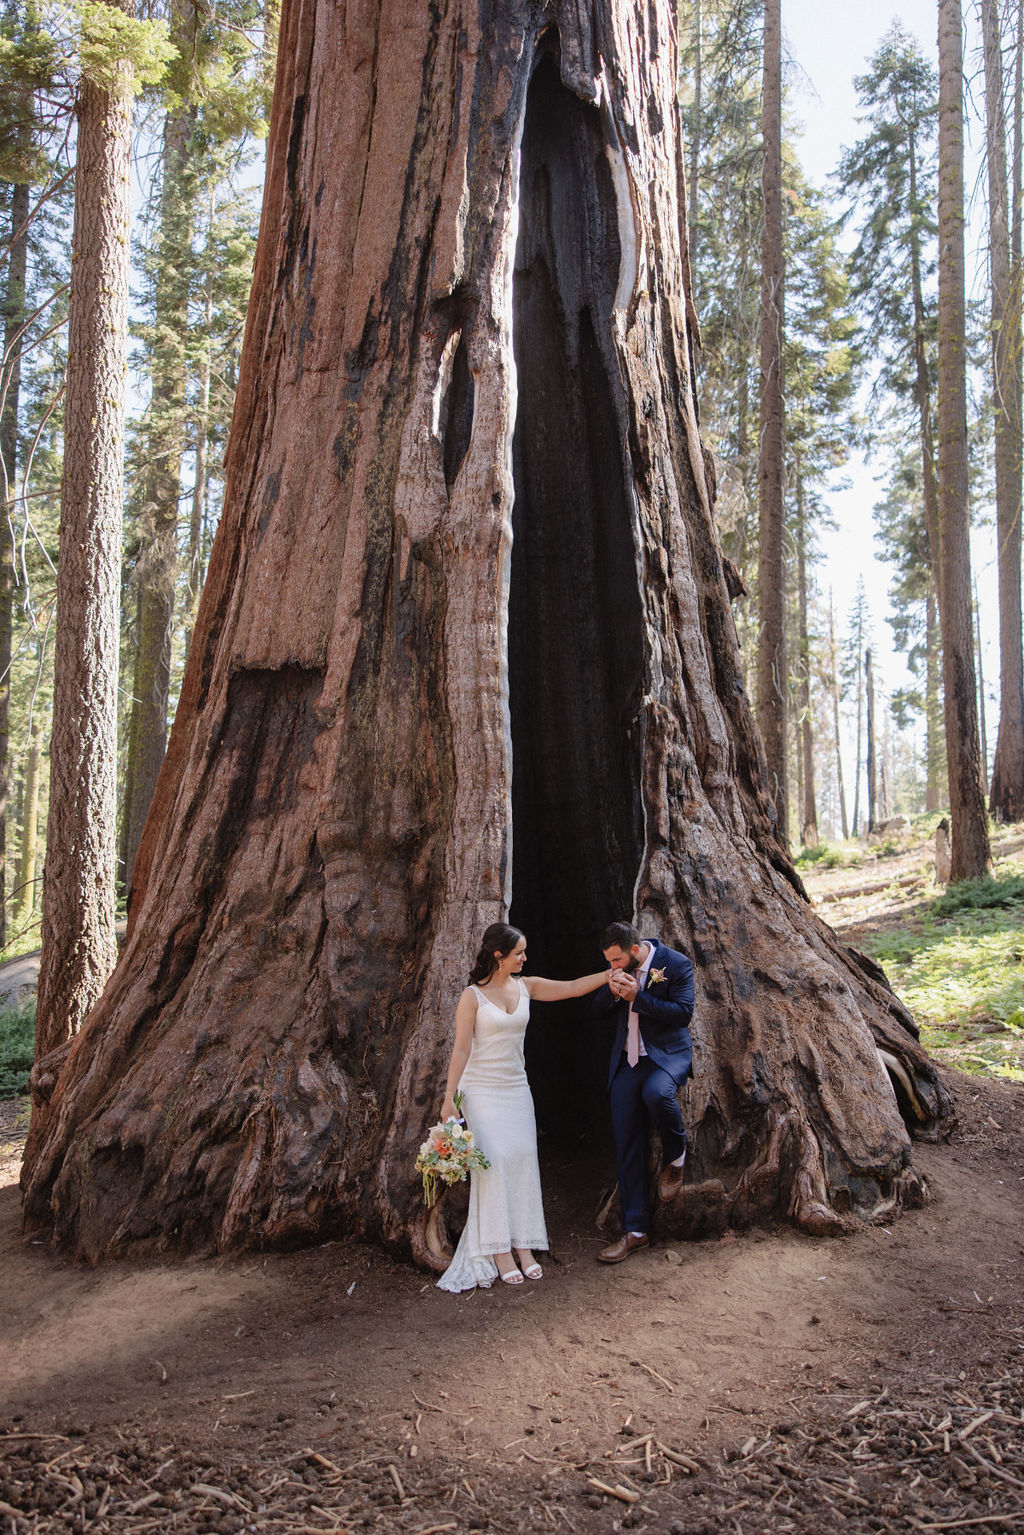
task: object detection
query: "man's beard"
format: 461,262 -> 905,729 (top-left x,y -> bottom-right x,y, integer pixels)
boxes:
625,954 -> 641,974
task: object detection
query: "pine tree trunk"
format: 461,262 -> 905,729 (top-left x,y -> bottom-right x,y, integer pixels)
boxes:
21,0 -> 949,1263
937,0 -> 992,880
982,0 -> 1024,822
852,652 -> 862,837
30,7 -> 134,1064
184,250 -> 214,662
796,473 -> 816,845
0,179 -> 29,951
121,104 -> 194,893
17,718 -> 41,919
865,646 -> 877,833
688,0 -> 702,274
925,591 -> 944,812
908,135 -> 942,602
879,707 -> 891,822
828,596 -> 849,839
974,582 -> 988,795
757,0 -> 787,843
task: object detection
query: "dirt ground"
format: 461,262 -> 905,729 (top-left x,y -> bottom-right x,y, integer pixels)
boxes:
2,853 -> 1023,1534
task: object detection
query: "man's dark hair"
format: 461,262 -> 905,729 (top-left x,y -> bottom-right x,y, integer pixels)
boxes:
602,921 -> 642,950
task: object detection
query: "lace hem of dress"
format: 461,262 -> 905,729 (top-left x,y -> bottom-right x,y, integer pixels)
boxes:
436,1238 -> 549,1293
436,1250 -> 498,1292
475,1238 -> 548,1256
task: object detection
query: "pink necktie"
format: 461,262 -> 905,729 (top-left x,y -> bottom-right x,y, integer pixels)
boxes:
627,1002 -> 640,1067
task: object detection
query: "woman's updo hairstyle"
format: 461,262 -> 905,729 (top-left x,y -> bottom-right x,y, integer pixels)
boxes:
469,923 -> 524,985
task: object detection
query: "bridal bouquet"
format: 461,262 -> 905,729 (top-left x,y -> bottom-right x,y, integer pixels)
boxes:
416,1091 -> 490,1205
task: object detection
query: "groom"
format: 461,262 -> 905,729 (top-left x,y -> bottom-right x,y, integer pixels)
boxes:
594,921 -> 694,1263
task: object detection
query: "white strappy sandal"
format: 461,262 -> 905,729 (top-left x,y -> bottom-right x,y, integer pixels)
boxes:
515,1250 -> 543,1280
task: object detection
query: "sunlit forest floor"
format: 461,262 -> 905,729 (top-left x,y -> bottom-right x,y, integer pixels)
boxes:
1,828 -> 1022,1534
802,818 -> 1024,1085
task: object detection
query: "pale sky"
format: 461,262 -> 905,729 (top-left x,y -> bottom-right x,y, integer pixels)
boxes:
781,0 -> 999,768
785,0 -> 942,185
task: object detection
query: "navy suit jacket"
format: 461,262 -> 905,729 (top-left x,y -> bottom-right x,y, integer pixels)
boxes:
594,938 -> 695,1088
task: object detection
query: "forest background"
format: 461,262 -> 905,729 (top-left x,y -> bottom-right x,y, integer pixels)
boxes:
0,0 -> 1022,979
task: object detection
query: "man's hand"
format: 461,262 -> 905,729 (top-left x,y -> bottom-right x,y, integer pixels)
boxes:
608,967 -> 638,1001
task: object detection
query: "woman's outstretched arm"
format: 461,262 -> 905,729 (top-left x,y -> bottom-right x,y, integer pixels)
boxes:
524,970 -> 608,1002
441,988 -> 477,1119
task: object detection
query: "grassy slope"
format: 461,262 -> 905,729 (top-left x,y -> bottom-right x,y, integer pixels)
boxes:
799,818 -> 1024,1085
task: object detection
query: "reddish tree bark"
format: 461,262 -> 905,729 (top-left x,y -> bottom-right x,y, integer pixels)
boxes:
22,0 -> 950,1265
757,0 -> 788,843
0,178 -> 29,952
981,0 -> 1024,823
31,6 -> 135,1063
795,470 -> 817,847
937,0 -> 992,880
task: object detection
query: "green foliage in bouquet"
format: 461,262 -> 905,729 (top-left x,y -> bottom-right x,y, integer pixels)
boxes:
415,1090 -> 490,1206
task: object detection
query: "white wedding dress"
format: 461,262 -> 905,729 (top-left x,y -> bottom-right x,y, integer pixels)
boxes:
436,980 -> 549,1292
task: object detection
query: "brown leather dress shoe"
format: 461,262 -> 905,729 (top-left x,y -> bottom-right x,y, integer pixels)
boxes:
658,1156 -> 686,1202
597,1232 -> 650,1264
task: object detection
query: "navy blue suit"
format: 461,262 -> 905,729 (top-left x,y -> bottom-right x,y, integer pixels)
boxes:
595,938 -> 694,1234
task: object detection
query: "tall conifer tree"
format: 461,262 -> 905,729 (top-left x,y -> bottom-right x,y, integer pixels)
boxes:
34,0 -> 170,1059
981,0 -> 1024,822
839,26 -> 945,811
757,0 -> 787,841
935,0 -> 990,881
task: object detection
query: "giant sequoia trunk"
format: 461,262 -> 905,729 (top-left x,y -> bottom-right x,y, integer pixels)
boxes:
22,0 -> 951,1264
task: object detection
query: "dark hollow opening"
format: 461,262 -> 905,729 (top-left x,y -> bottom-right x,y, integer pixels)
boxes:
508,49 -> 645,1151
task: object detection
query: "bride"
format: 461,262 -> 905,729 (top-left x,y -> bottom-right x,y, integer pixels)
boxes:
436,923 -> 607,1291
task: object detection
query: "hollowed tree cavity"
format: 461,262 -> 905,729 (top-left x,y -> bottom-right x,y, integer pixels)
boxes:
509,52 -> 644,1134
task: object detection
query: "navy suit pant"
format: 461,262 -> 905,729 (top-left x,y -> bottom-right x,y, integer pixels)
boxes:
609,1054 -> 687,1234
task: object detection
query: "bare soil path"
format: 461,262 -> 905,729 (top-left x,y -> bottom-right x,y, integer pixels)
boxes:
2,842 -> 1022,1533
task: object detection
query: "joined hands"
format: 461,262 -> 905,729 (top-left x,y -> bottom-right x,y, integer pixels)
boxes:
608,967 -> 639,1001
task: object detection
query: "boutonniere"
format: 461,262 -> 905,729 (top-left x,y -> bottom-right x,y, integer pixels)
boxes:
647,967 -> 667,987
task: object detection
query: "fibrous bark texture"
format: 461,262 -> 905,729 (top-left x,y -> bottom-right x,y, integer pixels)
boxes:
31,29 -> 134,1064
756,0 -> 787,844
936,0 -> 992,881
23,0 -> 950,1264
795,475 -> 816,847
0,178 -> 30,951
981,0 -> 1024,825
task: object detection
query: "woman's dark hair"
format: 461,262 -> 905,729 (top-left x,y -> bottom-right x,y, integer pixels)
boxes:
469,923 -> 524,985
